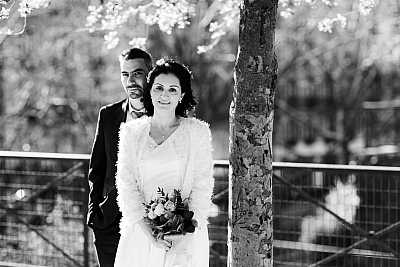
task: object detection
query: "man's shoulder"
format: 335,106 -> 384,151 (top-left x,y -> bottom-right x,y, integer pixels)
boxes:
99,99 -> 126,114
100,99 -> 126,117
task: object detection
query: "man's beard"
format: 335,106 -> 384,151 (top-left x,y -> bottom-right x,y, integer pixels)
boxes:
127,86 -> 143,100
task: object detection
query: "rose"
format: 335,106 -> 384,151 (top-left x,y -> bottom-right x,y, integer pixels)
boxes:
147,210 -> 157,220
164,200 -> 176,212
154,203 -> 166,216
164,211 -> 173,219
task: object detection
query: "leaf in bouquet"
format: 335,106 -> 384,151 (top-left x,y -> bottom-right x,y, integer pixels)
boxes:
157,187 -> 166,197
174,189 -> 182,205
182,210 -> 194,220
159,215 -> 168,224
183,223 -> 196,233
176,222 -> 185,233
164,229 -> 180,236
156,232 -> 164,240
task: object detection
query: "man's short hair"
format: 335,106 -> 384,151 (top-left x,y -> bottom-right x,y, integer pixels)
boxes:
119,48 -> 153,70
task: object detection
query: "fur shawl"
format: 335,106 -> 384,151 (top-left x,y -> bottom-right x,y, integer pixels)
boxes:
115,116 -> 214,231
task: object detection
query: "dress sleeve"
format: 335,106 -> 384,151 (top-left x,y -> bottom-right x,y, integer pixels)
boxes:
189,122 -> 214,225
115,123 -> 145,226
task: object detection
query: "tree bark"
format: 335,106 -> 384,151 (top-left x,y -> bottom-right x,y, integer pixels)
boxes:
228,0 -> 277,266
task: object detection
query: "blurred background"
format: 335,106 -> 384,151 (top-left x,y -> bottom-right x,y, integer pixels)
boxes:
1,1 -> 400,165
1,0 -> 400,266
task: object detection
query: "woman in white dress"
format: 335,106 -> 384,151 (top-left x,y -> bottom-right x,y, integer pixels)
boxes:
114,59 -> 214,267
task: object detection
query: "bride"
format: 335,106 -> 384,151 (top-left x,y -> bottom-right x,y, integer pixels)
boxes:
114,59 -> 214,267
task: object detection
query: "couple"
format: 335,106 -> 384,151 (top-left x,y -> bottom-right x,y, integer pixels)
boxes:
86,48 -> 214,267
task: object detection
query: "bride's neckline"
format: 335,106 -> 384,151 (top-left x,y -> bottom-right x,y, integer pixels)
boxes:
148,117 -> 183,146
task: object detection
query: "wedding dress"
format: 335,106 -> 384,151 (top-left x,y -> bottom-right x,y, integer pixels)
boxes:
114,117 -> 213,267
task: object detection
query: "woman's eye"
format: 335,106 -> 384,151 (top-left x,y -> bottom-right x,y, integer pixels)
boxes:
154,86 -> 163,92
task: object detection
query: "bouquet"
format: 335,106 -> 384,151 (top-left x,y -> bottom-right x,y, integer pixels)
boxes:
143,188 -> 197,239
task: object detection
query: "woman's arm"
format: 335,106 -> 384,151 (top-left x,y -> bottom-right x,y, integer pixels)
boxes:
189,122 -> 214,225
115,124 -> 145,226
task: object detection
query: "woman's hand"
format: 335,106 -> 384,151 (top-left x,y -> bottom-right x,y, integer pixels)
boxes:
163,234 -> 186,249
137,219 -> 172,252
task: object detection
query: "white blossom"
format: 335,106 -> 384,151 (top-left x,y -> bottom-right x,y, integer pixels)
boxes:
318,14 -> 347,33
128,37 -> 147,49
138,0 -> 195,34
154,203 -> 166,216
18,0 -> 51,17
280,8 -> 295,18
86,5 -> 103,30
164,200 -> 176,212
321,0 -> 338,7
104,31 -> 119,49
0,7 -> 10,20
359,0 -> 376,15
280,0 -> 290,8
147,210 -> 157,220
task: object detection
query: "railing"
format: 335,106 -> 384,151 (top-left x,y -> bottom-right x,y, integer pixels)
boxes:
0,151 -> 92,267
273,162 -> 400,267
1,152 -> 399,267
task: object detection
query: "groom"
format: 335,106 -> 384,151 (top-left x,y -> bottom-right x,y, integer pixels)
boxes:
87,47 -> 153,267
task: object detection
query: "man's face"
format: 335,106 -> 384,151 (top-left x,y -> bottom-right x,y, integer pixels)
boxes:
120,58 -> 149,107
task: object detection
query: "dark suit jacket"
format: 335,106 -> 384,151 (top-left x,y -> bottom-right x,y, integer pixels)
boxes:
87,99 -> 129,229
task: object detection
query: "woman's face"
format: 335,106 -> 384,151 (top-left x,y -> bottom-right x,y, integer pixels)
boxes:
150,73 -> 184,114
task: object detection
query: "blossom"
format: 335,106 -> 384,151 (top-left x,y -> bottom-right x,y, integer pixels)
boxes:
317,14 -> 347,33
280,8 -> 295,19
104,31 -> 119,49
18,0 -> 50,17
128,37 -> 147,50
164,200 -> 176,212
143,187 -> 196,239
359,0 -> 376,16
147,210 -> 157,220
0,7 -> 10,20
154,203 -> 166,216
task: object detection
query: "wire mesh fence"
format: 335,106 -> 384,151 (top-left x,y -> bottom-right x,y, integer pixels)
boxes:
1,153 -> 399,267
273,163 -> 400,267
0,153 -> 229,267
0,152 -> 94,267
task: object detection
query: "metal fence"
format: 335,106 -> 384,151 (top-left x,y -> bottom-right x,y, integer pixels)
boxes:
0,152 -> 229,267
0,151 -> 93,267
273,162 -> 400,267
1,152 -> 399,267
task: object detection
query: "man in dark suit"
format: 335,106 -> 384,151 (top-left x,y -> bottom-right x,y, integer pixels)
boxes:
87,48 -> 152,267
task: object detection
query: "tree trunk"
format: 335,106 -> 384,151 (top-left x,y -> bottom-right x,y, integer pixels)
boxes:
0,47 -> 3,147
228,0 -> 277,266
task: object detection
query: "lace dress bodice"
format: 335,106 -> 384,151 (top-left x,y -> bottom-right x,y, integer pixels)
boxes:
139,126 -> 186,202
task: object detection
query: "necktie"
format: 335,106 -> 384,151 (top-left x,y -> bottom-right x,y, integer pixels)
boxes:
130,109 -> 145,118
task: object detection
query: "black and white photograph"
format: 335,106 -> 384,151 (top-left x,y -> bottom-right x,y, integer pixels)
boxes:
0,0 -> 399,266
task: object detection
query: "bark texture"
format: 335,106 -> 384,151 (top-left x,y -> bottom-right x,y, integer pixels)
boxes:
228,0 -> 277,266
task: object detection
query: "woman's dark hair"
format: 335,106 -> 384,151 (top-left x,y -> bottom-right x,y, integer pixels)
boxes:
143,59 -> 197,117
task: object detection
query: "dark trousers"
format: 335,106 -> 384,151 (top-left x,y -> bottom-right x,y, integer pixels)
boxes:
93,221 -> 120,267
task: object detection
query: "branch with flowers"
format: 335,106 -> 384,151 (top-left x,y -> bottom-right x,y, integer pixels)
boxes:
143,188 -> 197,240
0,0 -> 378,52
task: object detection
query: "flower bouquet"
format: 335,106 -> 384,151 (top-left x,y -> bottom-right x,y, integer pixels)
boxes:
143,188 -> 197,239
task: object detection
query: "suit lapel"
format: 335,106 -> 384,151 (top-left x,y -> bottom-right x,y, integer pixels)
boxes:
119,99 -> 129,123
109,99 -> 128,160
